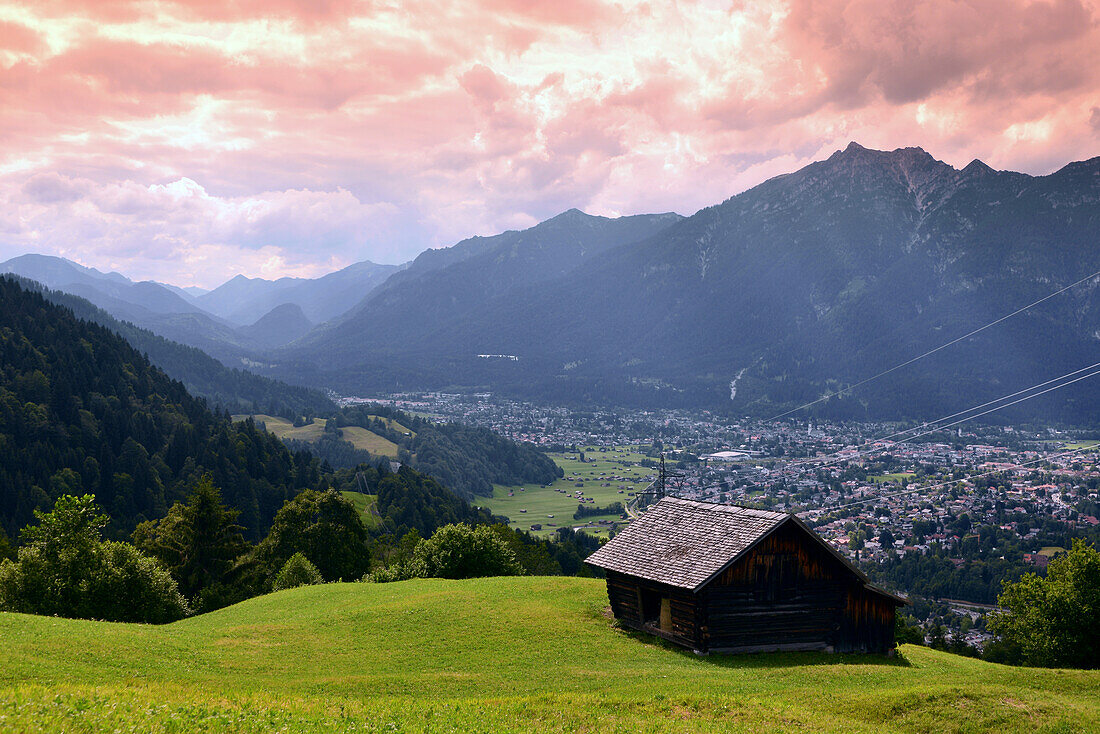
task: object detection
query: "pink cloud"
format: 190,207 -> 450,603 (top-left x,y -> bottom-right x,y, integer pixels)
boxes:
0,0 -> 1097,286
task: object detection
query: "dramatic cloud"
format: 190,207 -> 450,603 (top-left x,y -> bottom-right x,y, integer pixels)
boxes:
0,0 -> 1097,286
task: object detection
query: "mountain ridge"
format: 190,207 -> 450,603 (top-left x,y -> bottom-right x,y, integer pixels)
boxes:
276,144 -> 1100,419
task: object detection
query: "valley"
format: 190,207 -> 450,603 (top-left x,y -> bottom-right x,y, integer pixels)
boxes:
4,3 -> 1098,730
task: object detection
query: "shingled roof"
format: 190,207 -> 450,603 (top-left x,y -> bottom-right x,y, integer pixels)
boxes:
585,497 -> 789,590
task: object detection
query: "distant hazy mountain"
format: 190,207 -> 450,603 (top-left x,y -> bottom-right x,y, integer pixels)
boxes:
197,260 -> 403,325
279,145 -> 1100,420
296,209 -> 683,350
162,283 -> 209,300
238,303 -> 313,349
0,254 -> 203,316
0,254 -> 400,363
6,274 -> 333,418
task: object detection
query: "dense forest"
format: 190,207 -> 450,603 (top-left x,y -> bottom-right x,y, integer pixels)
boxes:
0,277 -> 323,540
12,277 -> 333,419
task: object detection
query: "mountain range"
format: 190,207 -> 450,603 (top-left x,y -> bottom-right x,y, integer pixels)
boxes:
7,143 -> 1100,420
0,255 -> 401,360
193,260 -> 402,325
273,144 -> 1100,420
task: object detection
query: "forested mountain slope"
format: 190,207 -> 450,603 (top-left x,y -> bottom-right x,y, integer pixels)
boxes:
0,277 -> 323,540
289,209 -> 682,357
13,278 -> 333,418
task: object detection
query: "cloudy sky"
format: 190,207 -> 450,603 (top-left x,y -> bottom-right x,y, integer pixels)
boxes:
1,0 -> 1098,287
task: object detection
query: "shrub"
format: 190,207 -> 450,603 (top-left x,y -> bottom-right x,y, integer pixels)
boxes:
273,553 -> 323,592
252,490 -> 370,587
0,495 -> 189,623
364,563 -> 418,583
412,524 -> 522,580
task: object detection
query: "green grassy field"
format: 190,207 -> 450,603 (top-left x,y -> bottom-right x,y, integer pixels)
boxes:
232,415 -> 400,458
341,426 -> 400,457
869,472 -> 914,483
0,577 -> 1095,733
340,491 -> 381,530
480,446 -> 657,537
377,417 -> 416,437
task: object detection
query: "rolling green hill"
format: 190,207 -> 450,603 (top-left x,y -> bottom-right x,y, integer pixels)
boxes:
1,577 -> 1096,732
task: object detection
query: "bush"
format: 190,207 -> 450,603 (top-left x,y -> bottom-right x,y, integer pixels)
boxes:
412,524 -> 522,580
252,490 -> 370,587
0,495 -> 189,623
894,612 -> 924,646
364,563 -> 418,583
273,553 -> 324,592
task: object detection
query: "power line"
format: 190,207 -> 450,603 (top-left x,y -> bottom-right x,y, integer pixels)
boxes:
790,360 -> 1100,473
765,268 -> 1100,422
707,359 -> 1100,487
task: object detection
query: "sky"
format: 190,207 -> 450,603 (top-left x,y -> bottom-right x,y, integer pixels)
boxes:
1,0 -> 1098,288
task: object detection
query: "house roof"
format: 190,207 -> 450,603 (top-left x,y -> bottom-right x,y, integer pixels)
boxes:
586,497 -> 906,604
584,497 -> 787,590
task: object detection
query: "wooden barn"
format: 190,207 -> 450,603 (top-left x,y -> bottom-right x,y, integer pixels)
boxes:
585,498 -> 905,654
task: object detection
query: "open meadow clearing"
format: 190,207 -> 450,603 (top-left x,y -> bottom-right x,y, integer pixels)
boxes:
480,446 -> 657,536
232,415 -> 401,458
0,577 -> 1096,733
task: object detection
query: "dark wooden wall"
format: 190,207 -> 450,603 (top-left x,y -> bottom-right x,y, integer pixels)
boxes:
836,583 -> 897,654
701,523 -> 850,652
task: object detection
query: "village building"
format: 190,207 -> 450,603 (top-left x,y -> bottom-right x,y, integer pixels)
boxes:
585,498 -> 905,655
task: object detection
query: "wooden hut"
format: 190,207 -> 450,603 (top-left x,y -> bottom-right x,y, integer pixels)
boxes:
585,498 -> 904,654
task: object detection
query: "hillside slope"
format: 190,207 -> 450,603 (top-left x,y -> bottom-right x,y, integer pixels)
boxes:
15,278 -> 333,417
288,209 -> 682,361
0,277 -> 321,539
0,577 -> 1096,733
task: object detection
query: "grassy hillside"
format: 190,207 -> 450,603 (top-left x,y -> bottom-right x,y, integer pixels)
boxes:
340,490 -> 381,530
1,577 -> 1096,732
235,414 -> 401,458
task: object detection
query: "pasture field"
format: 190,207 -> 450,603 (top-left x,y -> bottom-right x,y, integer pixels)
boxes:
480,446 -> 657,537
377,417 -> 416,437
868,472 -> 914,483
232,415 -> 400,458
341,426 -> 400,457
339,491 -> 381,530
0,577 -> 1096,733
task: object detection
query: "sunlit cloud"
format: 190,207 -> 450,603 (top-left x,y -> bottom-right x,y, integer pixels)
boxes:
0,0 -> 1097,286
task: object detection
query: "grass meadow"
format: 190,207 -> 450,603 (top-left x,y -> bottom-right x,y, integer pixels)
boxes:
480,446 -> 657,537
0,577 -> 1096,733
232,415 -> 401,458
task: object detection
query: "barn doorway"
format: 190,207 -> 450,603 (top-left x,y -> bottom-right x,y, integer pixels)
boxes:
638,588 -> 672,632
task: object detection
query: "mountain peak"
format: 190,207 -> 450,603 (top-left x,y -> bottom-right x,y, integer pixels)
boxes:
961,159 -> 995,176
548,207 -> 592,222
